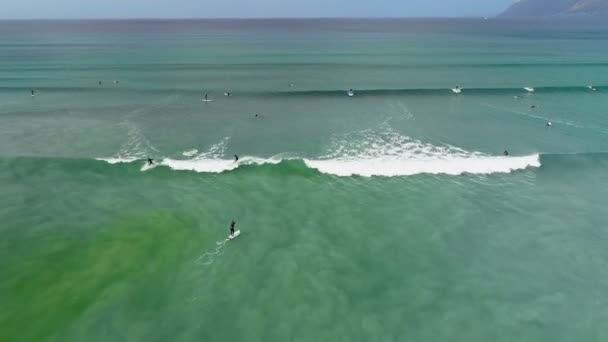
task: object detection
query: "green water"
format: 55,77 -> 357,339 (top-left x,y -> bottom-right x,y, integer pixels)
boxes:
1,19 -> 608,341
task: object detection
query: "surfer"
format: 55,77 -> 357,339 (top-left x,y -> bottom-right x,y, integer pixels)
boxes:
98,81 -> 102,85
504,150 -> 509,156
30,89 -> 35,97
147,158 -> 154,165
254,114 -> 259,118
224,91 -> 231,96
234,154 -> 239,162
347,89 -> 355,97
546,121 -> 552,128
530,105 -> 536,109
229,220 -> 236,236
204,93 -> 208,101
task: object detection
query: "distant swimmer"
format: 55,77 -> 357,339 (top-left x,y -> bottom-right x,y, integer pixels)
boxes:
30,89 -> 35,97
530,105 -> 536,109
289,83 -> 295,88
98,81 -> 102,85
234,154 -> 239,162
229,220 -> 236,237
113,80 -> 119,85
147,158 -> 154,165
347,89 -> 355,97
254,113 -> 259,118
546,121 -> 552,128
504,150 -> 509,156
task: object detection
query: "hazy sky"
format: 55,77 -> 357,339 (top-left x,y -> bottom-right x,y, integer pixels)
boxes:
2,0 -> 515,19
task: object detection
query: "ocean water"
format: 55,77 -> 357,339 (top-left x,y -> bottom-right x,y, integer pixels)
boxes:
1,18 -> 608,341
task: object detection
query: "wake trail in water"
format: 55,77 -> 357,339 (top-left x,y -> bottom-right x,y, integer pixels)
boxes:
195,239 -> 228,266
480,102 -> 608,135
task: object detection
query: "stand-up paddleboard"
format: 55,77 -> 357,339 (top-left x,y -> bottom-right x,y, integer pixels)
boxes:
524,87 -> 535,92
227,230 -> 241,240
202,99 -> 213,102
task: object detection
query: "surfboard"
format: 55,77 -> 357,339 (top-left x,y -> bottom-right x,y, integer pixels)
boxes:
141,163 -> 157,171
227,230 -> 241,240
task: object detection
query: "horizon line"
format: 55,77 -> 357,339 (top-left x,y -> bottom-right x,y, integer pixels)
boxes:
0,16 -> 500,21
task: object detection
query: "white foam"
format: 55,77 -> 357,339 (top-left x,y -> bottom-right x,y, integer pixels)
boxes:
182,149 -> 199,157
99,130 -> 542,177
96,157 -> 138,164
305,154 -> 540,177
303,126 -> 540,177
98,120 -> 159,165
162,155 -> 282,173
524,87 -> 535,92
162,158 -> 239,173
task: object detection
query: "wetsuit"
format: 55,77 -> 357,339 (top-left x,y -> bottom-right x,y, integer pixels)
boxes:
230,221 -> 236,235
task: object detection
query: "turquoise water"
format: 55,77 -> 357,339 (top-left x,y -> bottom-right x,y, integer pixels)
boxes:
1,19 -> 608,341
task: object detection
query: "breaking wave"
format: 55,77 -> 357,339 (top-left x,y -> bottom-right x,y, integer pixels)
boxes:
97,127 -> 540,177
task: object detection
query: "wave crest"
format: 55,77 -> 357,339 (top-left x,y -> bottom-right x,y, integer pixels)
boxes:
97,129 -> 541,177
304,127 -> 540,177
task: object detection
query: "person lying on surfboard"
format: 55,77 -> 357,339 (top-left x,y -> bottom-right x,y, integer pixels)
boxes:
229,220 -> 236,237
